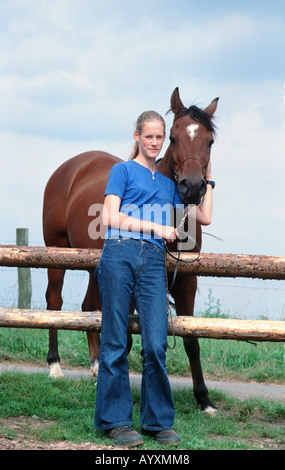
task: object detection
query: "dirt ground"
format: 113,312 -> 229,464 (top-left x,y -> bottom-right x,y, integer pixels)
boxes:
0,415 -> 127,450
0,414 -> 283,451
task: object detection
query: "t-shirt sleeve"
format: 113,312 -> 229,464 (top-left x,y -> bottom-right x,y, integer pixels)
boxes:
104,162 -> 128,199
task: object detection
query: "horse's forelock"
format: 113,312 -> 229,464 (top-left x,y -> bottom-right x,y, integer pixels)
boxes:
167,105 -> 216,136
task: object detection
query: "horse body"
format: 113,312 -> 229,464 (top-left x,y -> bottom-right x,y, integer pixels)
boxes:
43,88 -> 219,413
43,151 -> 120,376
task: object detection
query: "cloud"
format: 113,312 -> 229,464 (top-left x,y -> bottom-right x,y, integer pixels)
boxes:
205,92 -> 285,256
0,129 -> 133,243
1,1 -> 285,318
2,3 -> 284,142
1,1 -> 285,258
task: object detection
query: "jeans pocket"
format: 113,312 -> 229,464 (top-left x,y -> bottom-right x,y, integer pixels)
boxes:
104,236 -> 129,247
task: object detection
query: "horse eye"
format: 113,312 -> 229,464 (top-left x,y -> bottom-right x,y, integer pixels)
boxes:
170,136 -> 176,145
208,139 -> 214,148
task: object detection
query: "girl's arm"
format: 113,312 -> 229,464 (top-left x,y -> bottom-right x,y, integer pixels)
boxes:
103,194 -> 179,243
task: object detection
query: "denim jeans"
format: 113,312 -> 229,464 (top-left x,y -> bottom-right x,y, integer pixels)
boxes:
94,237 -> 175,431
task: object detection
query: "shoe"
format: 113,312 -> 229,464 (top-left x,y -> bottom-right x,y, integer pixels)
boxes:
142,429 -> 181,446
104,425 -> 144,447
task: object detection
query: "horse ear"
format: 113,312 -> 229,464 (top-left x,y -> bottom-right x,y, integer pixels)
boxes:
204,97 -> 219,116
170,87 -> 185,115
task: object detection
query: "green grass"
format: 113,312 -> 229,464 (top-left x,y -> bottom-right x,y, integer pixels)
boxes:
0,371 -> 284,450
2,288 -> 284,383
1,292 -> 284,450
1,327 -> 284,384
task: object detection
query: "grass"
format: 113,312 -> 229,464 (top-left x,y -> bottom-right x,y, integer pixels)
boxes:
0,371 -> 284,450
1,288 -> 284,383
0,291 -> 284,450
0,327 -> 284,384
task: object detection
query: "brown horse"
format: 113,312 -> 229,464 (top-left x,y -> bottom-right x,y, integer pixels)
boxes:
43,87 -> 219,414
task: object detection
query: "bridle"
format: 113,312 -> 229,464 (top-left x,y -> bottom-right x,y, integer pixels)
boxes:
172,156 -> 207,183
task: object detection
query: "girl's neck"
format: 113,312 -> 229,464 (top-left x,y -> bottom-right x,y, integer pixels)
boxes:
134,154 -> 156,173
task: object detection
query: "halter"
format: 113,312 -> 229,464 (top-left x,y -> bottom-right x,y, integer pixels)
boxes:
172,156 -> 206,182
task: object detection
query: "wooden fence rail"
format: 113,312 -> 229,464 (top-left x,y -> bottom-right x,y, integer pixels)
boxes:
1,245 -> 285,280
0,307 -> 284,342
0,245 -> 284,342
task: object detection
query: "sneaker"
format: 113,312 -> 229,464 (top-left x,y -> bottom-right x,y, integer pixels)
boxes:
104,425 -> 144,447
142,429 -> 181,446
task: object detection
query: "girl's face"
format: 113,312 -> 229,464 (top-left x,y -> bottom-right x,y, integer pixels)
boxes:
134,120 -> 165,161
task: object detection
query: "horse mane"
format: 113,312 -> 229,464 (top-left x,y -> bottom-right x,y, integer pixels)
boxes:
167,104 -> 217,136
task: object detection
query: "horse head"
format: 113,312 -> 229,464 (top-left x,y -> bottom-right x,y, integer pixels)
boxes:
167,87 -> 219,205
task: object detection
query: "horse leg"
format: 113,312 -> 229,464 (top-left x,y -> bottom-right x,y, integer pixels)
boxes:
183,336 -> 217,414
127,300 -> 135,354
45,267 -> 66,378
172,274 -> 217,414
82,271 -> 101,376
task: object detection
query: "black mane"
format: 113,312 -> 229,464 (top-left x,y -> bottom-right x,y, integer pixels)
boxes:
168,105 -> 216,136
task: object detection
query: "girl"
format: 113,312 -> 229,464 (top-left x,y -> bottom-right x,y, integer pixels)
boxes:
94,111 -> 213,447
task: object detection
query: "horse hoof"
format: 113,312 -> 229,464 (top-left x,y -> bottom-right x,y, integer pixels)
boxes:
202,406 -> 218,416
48,362 -> 64,379
90,360 -> 99,377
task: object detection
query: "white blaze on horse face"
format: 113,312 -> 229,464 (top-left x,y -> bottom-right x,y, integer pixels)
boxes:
186,124 -> 199,141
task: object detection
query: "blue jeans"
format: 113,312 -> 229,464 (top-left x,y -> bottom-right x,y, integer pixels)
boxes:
94,237 -> 175,431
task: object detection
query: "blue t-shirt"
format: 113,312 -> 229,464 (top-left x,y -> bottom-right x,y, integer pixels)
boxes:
104,160 -> 183,249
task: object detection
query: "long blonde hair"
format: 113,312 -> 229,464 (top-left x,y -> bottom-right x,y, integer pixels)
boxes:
129,110 -> 166,160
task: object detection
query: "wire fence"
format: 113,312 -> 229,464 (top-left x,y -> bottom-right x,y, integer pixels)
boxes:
1,232 -> 285,321
1,263 -> 284,321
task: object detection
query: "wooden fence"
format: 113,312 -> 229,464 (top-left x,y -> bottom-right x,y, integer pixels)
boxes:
0,244 -> 285,342
16,229 -> 32,309
1,245 -> 285,279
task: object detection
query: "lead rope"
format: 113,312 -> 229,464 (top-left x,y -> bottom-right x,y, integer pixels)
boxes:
165,249 -> 177,350
164,208 -> 201,350
164,209 -> 223,350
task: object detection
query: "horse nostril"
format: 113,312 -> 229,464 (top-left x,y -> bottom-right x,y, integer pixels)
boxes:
178,179 -> 188,195
178,179 -> 206,197
178,178 -> 207,204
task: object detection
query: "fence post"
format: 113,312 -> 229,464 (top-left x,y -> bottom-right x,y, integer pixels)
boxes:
16,228 -> 32,309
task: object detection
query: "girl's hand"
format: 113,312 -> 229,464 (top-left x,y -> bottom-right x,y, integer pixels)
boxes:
154,224 -> 178,243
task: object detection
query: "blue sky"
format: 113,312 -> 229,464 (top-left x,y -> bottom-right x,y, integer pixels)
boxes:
1,0 -> 285,317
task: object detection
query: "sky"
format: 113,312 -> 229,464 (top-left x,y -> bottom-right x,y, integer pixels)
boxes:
1,0 -> 285,319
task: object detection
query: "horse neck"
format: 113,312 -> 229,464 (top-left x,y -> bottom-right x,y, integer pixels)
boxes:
157,147 -> 174,180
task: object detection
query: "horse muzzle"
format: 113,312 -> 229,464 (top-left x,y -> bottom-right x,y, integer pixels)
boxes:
178,178 -> 207,205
